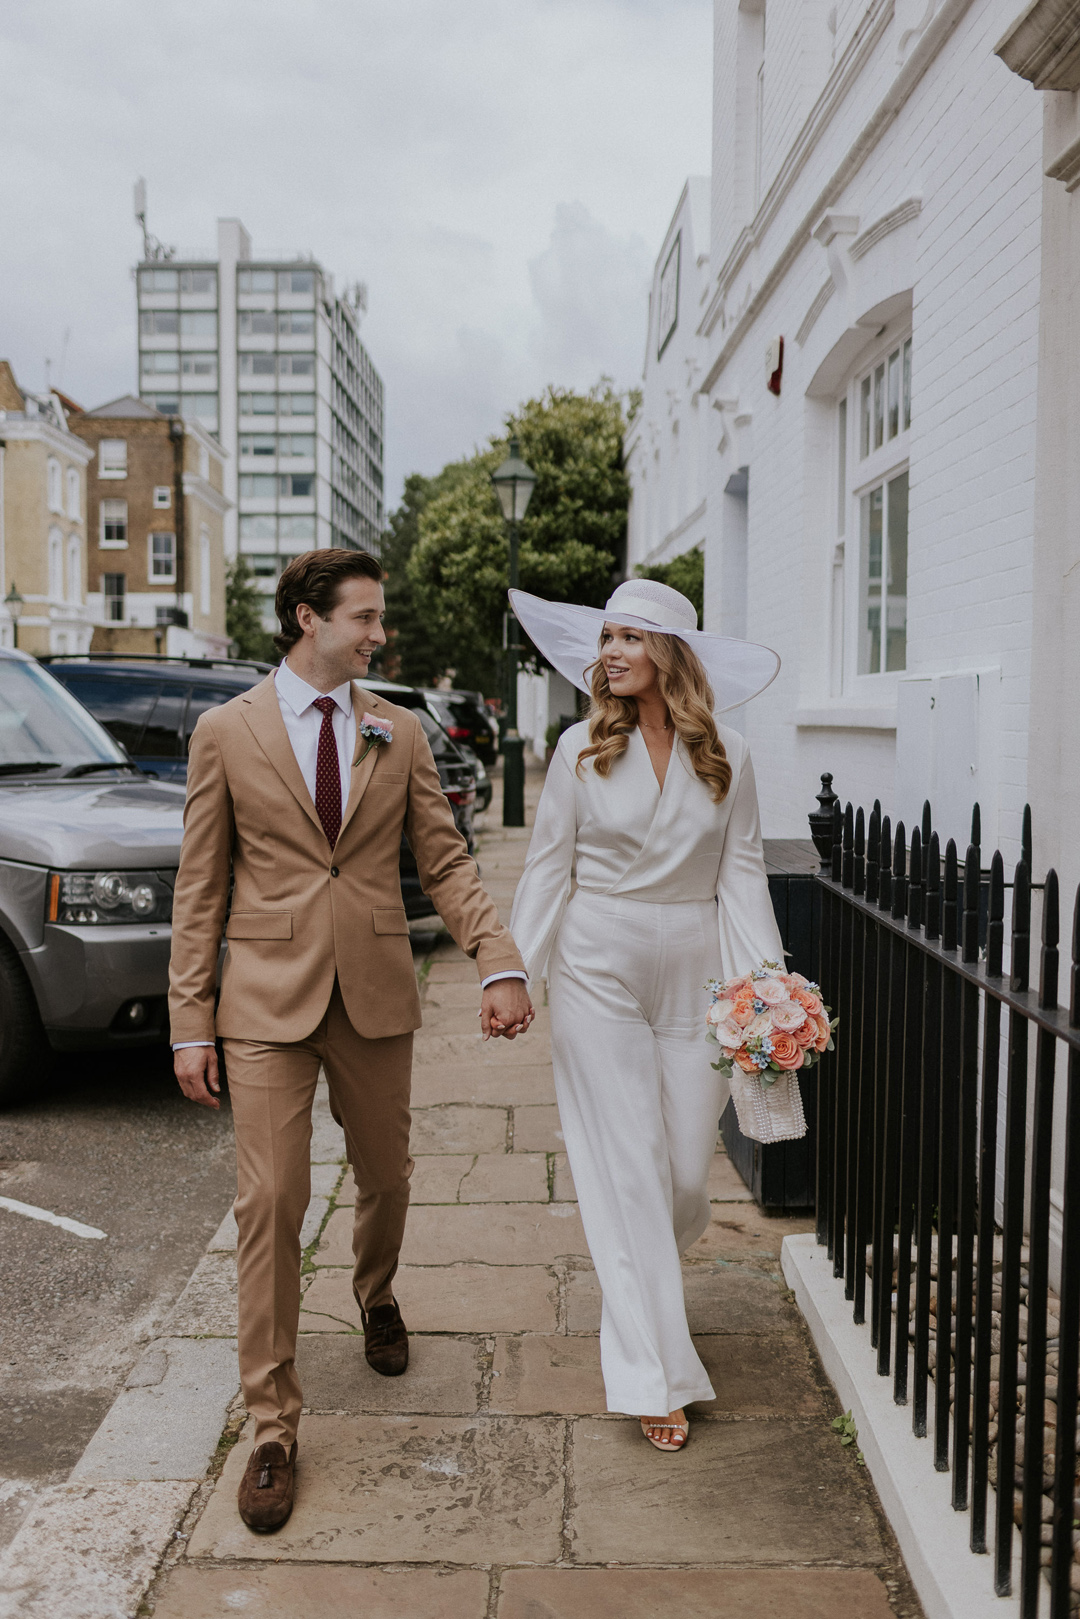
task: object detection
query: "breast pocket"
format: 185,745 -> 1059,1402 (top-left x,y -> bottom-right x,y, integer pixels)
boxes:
370,771 -> 407,786
225,911 -> 293,940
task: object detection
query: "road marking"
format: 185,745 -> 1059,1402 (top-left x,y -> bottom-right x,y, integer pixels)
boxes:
0,1195 -> 106,1240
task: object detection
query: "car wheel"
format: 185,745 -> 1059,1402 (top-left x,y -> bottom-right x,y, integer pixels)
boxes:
0,933 -> 53,1106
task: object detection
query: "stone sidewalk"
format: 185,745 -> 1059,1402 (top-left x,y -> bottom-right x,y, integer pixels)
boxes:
144,788 -> 924,1619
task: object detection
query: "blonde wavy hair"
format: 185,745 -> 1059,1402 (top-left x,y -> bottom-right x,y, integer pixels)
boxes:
576,630 -> 732,802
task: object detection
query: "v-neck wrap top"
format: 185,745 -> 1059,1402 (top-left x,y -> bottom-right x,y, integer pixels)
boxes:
509,718 -> 784,983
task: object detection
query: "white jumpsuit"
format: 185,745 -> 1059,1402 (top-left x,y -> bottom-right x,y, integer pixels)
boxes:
509,719 -> 784,1415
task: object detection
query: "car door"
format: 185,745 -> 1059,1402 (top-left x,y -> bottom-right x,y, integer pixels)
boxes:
139,683 -> 191,781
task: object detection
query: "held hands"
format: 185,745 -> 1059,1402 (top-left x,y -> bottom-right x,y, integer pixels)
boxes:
480,980 -> 535,1041
174,1045 -> 222,1109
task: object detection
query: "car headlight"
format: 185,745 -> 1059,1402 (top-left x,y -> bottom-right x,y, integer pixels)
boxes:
46,869 -> 175,926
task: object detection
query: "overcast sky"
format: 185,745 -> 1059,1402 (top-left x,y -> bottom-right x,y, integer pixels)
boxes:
0,1 -> 711,507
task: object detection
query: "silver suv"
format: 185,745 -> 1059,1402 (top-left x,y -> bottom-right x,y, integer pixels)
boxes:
0,650 -> 185,1104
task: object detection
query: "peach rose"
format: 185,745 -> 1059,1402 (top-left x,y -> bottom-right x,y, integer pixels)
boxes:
795,987 -> 824,1017
770,1000 -> 807,1034
731,994 -> 757,1027
814,1012 -> 831,1053
753,977 -> 787,1006
724,975 -> 751,997
713,1017 -> 743,1050
794,1017 -> 818,1048
746,1011 -> 774,1041
769,1032 -> 805,1070
788,972 -> 810,989
734,1049 -> 763,1075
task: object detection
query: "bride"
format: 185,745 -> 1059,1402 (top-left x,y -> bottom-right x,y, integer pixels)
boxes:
508,578 -> 785,1452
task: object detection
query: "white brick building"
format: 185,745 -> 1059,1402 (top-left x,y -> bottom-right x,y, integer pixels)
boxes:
628,0 -> 1078,872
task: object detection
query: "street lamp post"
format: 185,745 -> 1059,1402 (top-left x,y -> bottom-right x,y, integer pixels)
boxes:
490,438 -> 537,828
4,583 -> 23,651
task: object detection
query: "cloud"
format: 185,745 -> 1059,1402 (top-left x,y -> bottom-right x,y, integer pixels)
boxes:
0,0 -> 712,505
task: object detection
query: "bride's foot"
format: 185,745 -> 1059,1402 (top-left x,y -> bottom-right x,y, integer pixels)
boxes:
640,1410 -> 688,1451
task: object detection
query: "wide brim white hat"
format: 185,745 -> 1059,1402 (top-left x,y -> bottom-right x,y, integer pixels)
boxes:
509,580 -> 780,712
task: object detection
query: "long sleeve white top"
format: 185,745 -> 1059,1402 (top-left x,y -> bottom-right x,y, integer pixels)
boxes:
508,718 -> 784,983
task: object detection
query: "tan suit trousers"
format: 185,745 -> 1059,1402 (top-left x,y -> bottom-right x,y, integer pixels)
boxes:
223,981 -> 413,1447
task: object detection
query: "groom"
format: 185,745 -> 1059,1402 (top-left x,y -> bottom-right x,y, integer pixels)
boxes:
169,548 -> 532,1531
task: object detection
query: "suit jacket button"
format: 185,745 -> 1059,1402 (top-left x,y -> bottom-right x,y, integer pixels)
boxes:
330,866 -> 340,877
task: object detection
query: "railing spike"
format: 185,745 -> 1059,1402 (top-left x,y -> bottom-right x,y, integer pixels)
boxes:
867,802 -> 881,905
1040,868 -> 1060,1011
908,825 -> 924,931
892,820 -> 907,920
922,799 -> 932,848
1022,804 -> 1033,874
1071,884 -> 1080,1029
970,801 -> 981,853
963,843 -> 980,963
854,805 -> 866,897
879,814 -> 892,911
943,838 -> 958,952
831,799 -> 843,883
1011,859 -> 1030,994
925,830 -> 941,942
842,803 -> 854,889
986,850 -> 1004,978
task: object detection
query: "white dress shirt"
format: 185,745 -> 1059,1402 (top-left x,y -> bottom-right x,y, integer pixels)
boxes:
173,659 -> 524,1048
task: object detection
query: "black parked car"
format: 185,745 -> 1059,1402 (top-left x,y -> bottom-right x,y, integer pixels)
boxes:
43,657 -> 478,922
421,688 -> 498,765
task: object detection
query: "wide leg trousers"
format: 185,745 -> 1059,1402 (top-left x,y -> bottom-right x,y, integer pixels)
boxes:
547,891 -> 728,1415
223,981 -> 414,1447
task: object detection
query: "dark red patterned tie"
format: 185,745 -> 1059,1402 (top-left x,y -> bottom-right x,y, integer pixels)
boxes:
312,696 -> 341,848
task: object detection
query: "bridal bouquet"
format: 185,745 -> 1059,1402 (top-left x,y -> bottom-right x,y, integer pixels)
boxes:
705,962 -> 836,1144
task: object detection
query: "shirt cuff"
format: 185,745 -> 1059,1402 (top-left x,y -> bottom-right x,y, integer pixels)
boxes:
479,970 -> 528,989
172,1041 -> 216,1050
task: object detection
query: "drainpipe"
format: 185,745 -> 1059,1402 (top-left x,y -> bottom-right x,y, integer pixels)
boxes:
170,418 -> 186,624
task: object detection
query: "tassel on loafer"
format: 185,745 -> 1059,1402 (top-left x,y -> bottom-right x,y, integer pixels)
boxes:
237,1440 -> 297,1531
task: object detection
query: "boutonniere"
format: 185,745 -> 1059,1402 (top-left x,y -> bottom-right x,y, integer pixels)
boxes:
358,712 -> 394,763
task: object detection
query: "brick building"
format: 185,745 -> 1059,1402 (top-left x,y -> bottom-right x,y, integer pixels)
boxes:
0,360 -> 93,654
68,397 -> 230,658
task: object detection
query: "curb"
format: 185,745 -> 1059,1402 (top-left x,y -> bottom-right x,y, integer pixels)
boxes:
0,1082 -> 348,1619
782,1232 -> 1021,1619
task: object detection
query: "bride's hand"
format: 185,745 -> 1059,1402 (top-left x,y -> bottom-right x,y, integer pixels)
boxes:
480,981 -> 534,1041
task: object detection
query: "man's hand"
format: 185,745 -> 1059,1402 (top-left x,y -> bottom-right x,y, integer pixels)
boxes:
480,980 -> 534,1041
174,1045 -> 222,1109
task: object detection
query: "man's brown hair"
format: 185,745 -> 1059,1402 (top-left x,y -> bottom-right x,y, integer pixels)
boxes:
273,548 -> 383,655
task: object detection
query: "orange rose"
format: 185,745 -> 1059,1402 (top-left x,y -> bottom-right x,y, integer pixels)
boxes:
814,1013 -> 831,1053
794,1017 -> 818,1048
734,1049 -> 762,1074
732,994 -> 756,1027
795,988 -> 824,1017
769,1032 -> 805,1070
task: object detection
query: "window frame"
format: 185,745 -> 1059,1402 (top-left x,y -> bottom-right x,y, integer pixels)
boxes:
832,324 -> 913,697
66,467 -> 81,521
103,572 -> 126,623
47,458 -> 63,513
153,486 -> 172,509
148,531 -> 177,584
99,439 -> 128,480
100,497 -> 128,549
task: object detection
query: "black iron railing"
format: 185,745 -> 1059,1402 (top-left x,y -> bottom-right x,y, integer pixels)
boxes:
814,792 -> 1080,1616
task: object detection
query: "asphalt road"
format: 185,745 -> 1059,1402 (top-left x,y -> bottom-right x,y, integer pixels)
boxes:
0,1044 -> 235,1549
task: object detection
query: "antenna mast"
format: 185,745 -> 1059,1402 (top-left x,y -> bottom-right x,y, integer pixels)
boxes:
133,178 -> 175,262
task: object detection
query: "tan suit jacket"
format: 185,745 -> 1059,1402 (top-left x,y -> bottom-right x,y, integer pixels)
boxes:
168,675 -> 524,1043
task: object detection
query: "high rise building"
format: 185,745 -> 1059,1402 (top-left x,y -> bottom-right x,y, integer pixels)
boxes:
136,218 -> 384,626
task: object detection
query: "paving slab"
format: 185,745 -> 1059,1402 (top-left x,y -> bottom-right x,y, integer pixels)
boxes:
153,1564 -> 490,1619
489,1332 -> 605,1414
411,1063 -> 556,1107
422,980 -> 489,1010
553,1153 -> 576,1201
708,1153 -> 754,1201
497,1567 -> 896,1618
338,1157 -> 473,1207
565,1262 -> 802,1334
188,1415 -> 564,1564
685,1205 -> 817,1264
0,1479 -> 194,1619
513,1103 -> 565,1151
295,1333 -> 484,1414
302,1263 -> 559,1333
70,1338 -> 239,1482
458,1152 -> 549,1202
569,1416 -> 885,1565
424,961 -> 478,984
162,1252 -> 237,1337
413,1029 -> 551,1068
411,1104 -> 509,1154
398,1202 -> 587,1265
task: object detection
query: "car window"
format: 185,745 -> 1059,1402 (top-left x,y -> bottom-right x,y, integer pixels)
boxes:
140,685 -> 190,759
52,673 -> 161,756
185,685 -> 250,747
0,660 -> 127,768
416,707 -> 460,764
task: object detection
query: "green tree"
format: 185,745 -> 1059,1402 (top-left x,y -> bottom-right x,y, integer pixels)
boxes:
635,546 -> 705,628
402,384 -> 632,695
375,464 -> 474,686
226,557 -> 277,663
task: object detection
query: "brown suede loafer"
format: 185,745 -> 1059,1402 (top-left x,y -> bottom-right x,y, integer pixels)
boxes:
358,1295 -> 409,1376
237,1440 -> 297,1532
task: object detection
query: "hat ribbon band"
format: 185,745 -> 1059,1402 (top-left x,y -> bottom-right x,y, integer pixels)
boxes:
603,594 -> 693,630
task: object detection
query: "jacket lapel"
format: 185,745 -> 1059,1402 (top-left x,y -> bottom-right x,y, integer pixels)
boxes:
337,685 -> 388,841
238,674 -> 324,839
